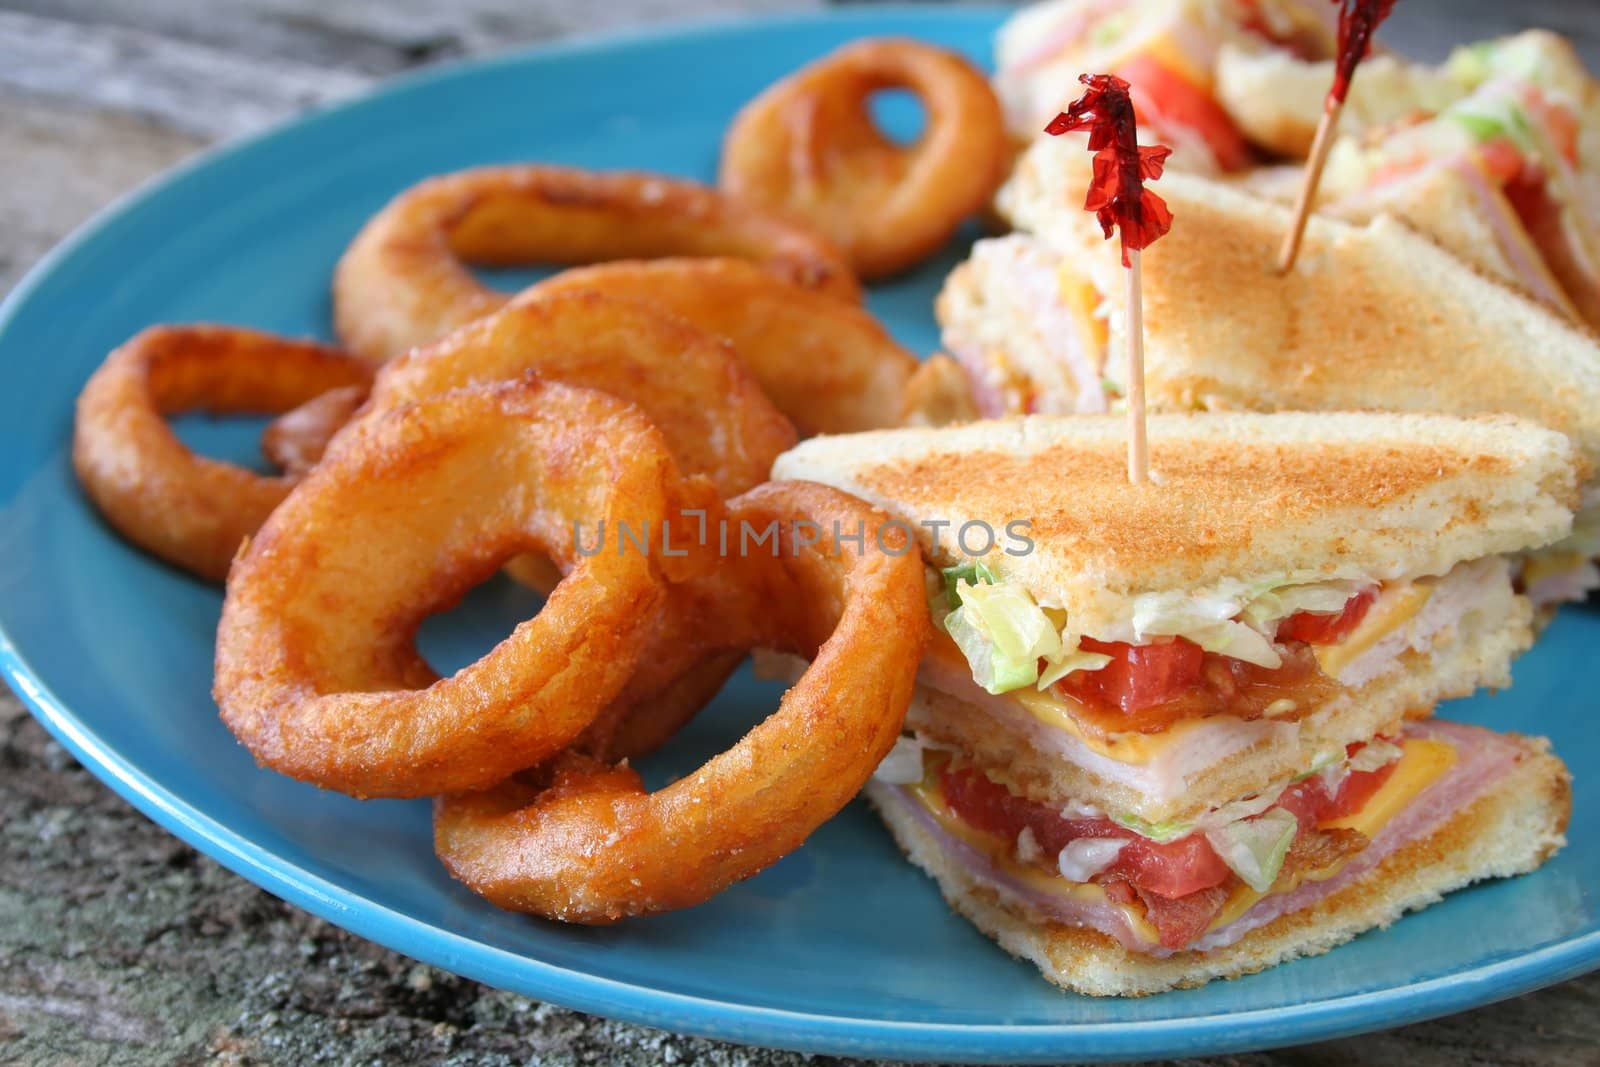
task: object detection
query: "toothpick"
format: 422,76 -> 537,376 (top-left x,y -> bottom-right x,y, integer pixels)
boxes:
1125,249 -> 1148,485
1278,98 -> 1344,274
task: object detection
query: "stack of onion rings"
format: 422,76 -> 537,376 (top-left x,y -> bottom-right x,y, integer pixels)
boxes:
434,481 -> 930,922
72,325 -> 374,581
213,378 -> 719,799
333,165 -> 862,363
720,38 -> 1009,280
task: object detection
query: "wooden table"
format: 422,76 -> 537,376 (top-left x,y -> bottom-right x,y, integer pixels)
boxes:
3,2 -> 1598,1063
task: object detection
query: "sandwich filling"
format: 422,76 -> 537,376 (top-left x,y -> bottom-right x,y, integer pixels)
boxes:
933,555 -> 1504,709
871,719 -> 1526,955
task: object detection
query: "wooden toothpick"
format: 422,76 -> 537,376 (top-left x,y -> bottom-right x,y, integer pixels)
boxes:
1279,0 -> 1398,273
1125,249 -> 1149,484
1278,98 -> 1343,274
1043,74 -> 1172,486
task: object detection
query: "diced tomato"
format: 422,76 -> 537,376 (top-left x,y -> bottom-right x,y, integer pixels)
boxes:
1072,637 -> 1206,714
940,764 -> 1116,853
1523,89 -> 1581,165
1325,759 -> 1398,821
1478,137 -> 1530,185
938,765 -> 1230,899
1276,588 -> 1377,645
1266,750 -> 1400,830
1115,55 -> 1255,172
1273,777 -> 1332,831
1107,833 -> 1231,899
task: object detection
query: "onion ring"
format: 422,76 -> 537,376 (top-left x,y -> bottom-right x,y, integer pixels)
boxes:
333,165 -> 862,362
432,480 -> 932,922
719,38 -> 1009,280
900,353 -> 979,427
214,378 -> 716,799
72,325 -> 375,582
259,383 -> 368,477
360,290 -> 796,499
520,258 -> 918,434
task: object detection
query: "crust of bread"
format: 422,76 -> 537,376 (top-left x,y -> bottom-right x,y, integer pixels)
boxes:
772,411 -> 1576,634
867,737 -> 1570,996
908,577 -> 1532,823
991,157 -> 1600,474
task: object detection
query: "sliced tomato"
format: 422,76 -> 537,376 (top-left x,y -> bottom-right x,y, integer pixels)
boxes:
1325,759 -> 1399,821
1273,777 -> 1333,831
1268,751 -> 1400,830
1478,137 -> 1531,186
938,765 -> 1230,900
1523,89 -> 1581,165
1072,636 -> 1206,714
1116,55 -> 1254,172
1107,833 -> 1231,899
939,765 -> 1119,855
1276,588 -> 1377,645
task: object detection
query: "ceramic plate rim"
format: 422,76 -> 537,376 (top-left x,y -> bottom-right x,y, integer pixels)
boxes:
3,7 -> 1598,1062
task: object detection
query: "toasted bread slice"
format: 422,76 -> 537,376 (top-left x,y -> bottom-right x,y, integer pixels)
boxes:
773,411 -> 1577,636
991,165 -> 1600,473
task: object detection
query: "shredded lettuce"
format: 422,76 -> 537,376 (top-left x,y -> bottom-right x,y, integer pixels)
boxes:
1057,838 -> 1128,882
942,560 -> 999,611
1239,580 -> 1365,633
1111,813 -> 1192,844
1111,781 -> 1289,845
1036,639 -> 1113,689
1129,591 -> 1283,669
1348,738 -> 1405,774
944,576 -> 1061,694
939,567 -> 1381,692
1205,809 -> 1299,893
873,734 -> 929,786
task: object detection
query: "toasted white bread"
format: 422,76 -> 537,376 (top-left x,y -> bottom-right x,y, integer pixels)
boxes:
773,412 -> 1577,636
987,165 -> 1600,474
867,734 -> 1569,996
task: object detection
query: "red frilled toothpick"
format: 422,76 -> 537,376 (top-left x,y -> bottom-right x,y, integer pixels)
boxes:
1278,0 -> 1400,272
1046,73 -> 1173,485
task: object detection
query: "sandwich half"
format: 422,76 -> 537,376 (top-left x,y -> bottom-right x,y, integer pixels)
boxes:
772,412 -> 1575,994
952,172 -> 1600,607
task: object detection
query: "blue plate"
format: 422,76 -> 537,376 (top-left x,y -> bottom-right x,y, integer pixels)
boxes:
1,6 -> 1597,1063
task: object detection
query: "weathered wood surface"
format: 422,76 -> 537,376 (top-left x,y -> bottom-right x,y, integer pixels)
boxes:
3,2 -> 1600,1064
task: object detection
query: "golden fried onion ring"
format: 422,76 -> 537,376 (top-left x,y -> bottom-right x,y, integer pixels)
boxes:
719,38 -> 1008,280
362,291 -> 797,499
72,325 -> 375,582
214,379 -> 715,799
334,165 -> 862,362
432,481 -> 931,922
521,258 -> 918,435
259,383 -> 368,477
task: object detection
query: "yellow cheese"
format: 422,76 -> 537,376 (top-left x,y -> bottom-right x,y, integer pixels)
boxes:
1206,737 -> 1458,930
1312,582 -> 1435,678
1321,738 -> 1457,834
1055,268 -> 1110,377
